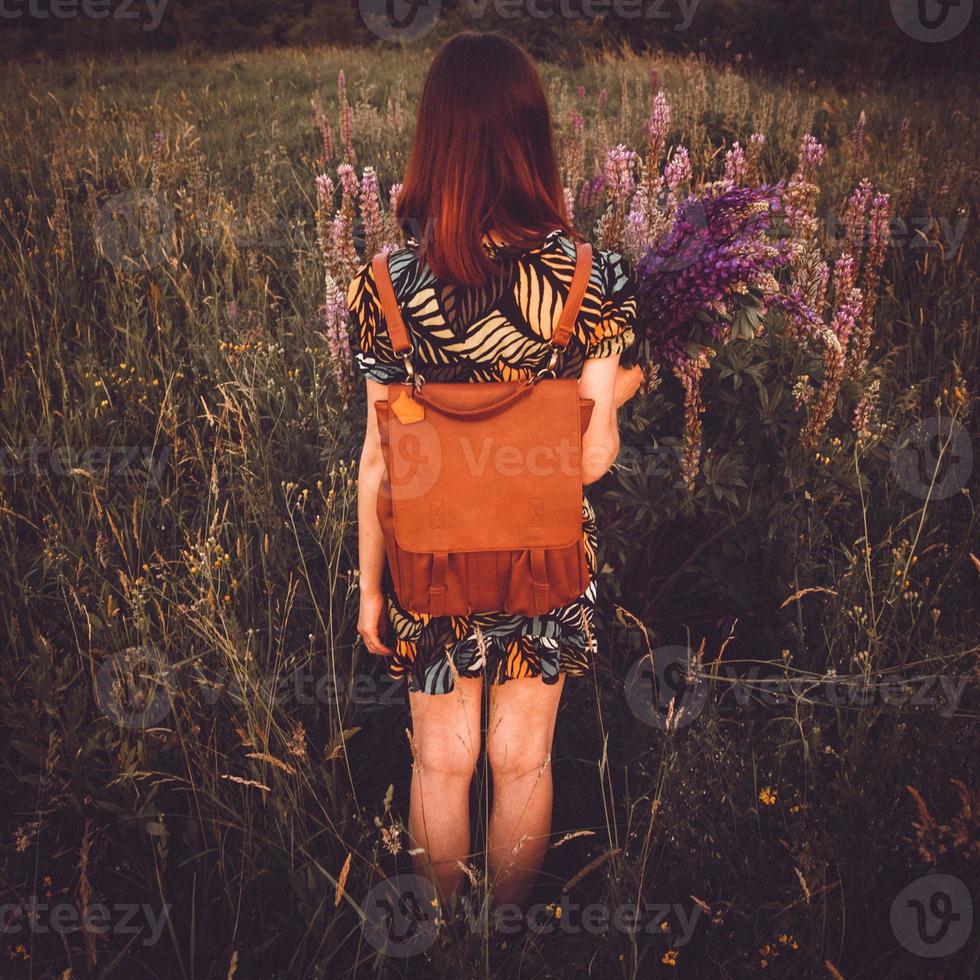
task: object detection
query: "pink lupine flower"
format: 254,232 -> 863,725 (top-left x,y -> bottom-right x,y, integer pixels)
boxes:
315,173 -> 335,269
849,110 -> 868,175
331,164 -> 359,277
359,166 -> 384,258
831,251 -> 857,305
849,191 -> 891,376
796,134 -> 826,180
724,142 -> 747,184
322,271 -> 354,405
851,379 -> 880,440
663,146 -> 691,193
315,174 -> 334,205
624,203 -> 649,263
317,110 -> 334,165
841,180 -> 872,253
802,284 -> 863,449
336,163 -> 358,201
604,144 -> 639,202
563,186 -> 576,226
385,181 -> 403,246
646,92 -> 671,169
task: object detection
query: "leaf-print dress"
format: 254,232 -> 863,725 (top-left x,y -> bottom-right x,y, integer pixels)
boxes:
346,228 -> 637,695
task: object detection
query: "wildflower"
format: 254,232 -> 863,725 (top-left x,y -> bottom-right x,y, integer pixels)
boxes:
322,271 -> 354,405
724,141 -> 746,184
645,91 -> 672,179
663,146 -> 691,193
759,786 -> 777,805
359,166 -> 384,257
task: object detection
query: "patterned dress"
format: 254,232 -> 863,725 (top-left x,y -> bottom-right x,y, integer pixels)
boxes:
346,228 -> 637,695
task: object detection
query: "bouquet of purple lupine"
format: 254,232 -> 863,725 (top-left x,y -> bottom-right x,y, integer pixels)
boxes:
635,181 -> 787,364
634,181 -> 789,486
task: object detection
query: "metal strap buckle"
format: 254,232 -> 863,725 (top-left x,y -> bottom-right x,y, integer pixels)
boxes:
530,343 -> 560,384
401,352 -> 424,393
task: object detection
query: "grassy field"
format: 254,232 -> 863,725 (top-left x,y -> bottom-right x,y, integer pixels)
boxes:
0,41 -> 977,979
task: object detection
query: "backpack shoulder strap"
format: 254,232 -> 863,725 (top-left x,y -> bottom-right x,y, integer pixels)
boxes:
370,252 -> 413,356
551,241 -> 593,350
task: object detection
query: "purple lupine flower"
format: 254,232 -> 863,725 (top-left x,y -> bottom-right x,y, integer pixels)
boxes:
635,182 -> 787,366
578,174 -> 607,210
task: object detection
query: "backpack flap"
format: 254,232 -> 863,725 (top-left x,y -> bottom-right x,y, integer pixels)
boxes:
376,378 -> 588,554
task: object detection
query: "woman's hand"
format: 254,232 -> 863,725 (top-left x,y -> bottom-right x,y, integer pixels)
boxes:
613,364 -> 644,409
358,588 -> 393,656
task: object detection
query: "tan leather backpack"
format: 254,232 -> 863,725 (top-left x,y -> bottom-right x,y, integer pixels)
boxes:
370,240 -> 595,617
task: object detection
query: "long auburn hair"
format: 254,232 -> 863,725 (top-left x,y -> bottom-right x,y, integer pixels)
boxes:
396,31 -> 578,287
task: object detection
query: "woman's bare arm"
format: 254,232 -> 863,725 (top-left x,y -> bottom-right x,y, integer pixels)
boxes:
578,358 -> 642,484
356,379 -> 394,654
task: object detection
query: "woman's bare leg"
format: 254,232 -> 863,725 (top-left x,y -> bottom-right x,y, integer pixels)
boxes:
485,671 -> 566,909
407,675 -> 483,905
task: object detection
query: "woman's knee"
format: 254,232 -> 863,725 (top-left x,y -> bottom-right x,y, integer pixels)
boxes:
486,728 -> 552,780
414,734 -> 480,780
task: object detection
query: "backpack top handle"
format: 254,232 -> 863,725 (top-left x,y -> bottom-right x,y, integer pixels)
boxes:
370,239 -> 594,383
